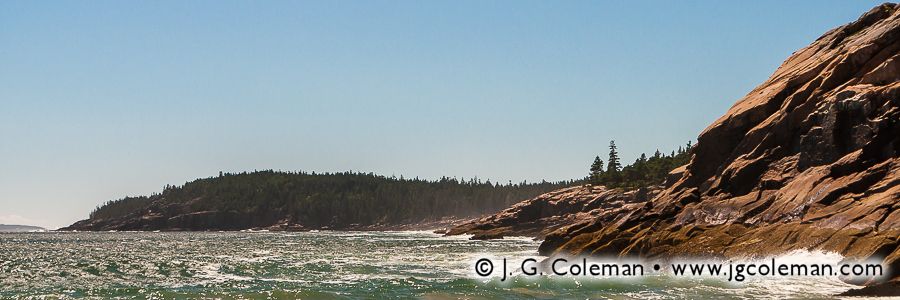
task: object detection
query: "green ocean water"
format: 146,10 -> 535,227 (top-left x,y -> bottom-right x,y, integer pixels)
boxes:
0,231 -> 860,299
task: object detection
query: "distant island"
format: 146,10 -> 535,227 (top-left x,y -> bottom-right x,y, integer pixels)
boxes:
0,224 -> 45,232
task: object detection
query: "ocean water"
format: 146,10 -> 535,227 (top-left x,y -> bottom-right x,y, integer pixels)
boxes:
0,231 -> 861,299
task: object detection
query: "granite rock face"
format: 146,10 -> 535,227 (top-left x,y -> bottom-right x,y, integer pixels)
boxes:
64,210 -> 267,231
552,3 -> 900,287
452,3 -> 900,291
445,185 -> 656,240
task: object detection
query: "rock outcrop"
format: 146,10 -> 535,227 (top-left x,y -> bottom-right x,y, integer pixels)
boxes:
558,2 -> 900,289
445,185 -> 656,239
64,210 -> 264,231
454,3 -> 900,294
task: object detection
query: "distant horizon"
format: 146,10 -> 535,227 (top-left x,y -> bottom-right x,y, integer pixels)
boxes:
1,0 -> 886,229
0,224 -> 45,229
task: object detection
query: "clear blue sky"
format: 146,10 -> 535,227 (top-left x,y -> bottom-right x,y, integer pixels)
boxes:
0,0 -> 884,228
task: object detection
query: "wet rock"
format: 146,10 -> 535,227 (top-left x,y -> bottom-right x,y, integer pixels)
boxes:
838,281 -> 900,297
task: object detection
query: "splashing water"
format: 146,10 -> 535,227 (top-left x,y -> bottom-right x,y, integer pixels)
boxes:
0,232 -> 860,299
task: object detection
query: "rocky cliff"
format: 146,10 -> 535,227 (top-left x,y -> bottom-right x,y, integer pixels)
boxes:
451,3 -> 900,294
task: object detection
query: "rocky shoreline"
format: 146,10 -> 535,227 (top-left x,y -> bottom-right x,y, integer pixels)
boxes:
61,215 -> 472,233
57,2 -> 900,297
448,4 -> 900,296
444,185 -> 655,240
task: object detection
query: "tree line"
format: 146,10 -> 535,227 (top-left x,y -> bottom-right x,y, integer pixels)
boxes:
86,141 -> 692,229
588,140 -> 692,189
88,170 -> 571,228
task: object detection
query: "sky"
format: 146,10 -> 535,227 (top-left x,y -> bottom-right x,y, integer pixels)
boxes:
0,0 -> 886,229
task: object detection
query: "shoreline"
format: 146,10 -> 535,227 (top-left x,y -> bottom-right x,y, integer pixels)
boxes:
54,216 -> 477,234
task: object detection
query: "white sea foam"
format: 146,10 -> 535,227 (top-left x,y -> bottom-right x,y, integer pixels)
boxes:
0,231 -> 872,298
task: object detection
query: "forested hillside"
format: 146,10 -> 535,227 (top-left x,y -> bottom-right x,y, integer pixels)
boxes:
69,170 -> 569,231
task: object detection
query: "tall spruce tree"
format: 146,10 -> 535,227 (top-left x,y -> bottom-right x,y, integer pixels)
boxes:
606,140 -> 622,185
607,140 -> 621,173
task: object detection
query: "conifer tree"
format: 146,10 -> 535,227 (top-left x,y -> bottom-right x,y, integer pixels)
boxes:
607,140 -> 621,173
590,156 -> 604,182
586,141 -> 693,190
606,140 -> 622,185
